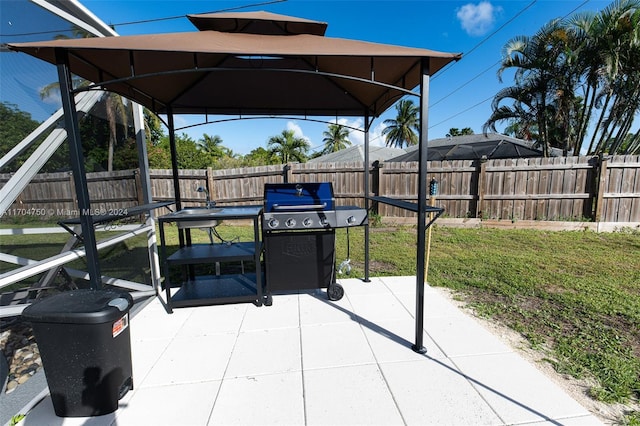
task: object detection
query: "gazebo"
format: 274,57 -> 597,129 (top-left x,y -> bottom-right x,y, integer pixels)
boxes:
8,10 -> 461,352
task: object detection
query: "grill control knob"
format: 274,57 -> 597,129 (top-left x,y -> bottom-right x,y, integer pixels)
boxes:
302,217 -> 313,227
319,217 -> 329,227
268,218 -> 280,229
285,218 -> 296,228
346,215 -> 357,225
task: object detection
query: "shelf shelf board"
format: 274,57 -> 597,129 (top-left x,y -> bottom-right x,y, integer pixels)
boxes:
167,242 -> 256,264
170,273 -> 262,307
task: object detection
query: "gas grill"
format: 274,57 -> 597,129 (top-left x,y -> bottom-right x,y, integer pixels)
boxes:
262,182 -> 367,304
263,182 -> 367,231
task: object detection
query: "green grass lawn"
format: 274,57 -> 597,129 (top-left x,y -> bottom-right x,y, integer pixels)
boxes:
426,228 -> 640,408
2,222 -> 638,421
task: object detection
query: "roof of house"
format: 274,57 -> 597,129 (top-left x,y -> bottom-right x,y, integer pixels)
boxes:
308,145 -> 405,163
387,133 -> 560,162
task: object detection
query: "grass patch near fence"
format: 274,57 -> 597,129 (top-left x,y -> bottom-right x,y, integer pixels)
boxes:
2,223 -> 639,419
0,227 -> 152,292
427,227 -> 640,409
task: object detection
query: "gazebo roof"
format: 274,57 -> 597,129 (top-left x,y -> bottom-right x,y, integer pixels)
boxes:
187,11 -> 329,36
8,11 -> 461,117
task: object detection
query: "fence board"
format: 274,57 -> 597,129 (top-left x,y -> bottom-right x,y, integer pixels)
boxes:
560,157 -> 576,219
616,156 -> 637,222
489,159 -> 505,219
630,156 -> 640,222
547,158 -> 563,220
574,158 -> 590,219
502,159 -> 516,220
536,161 -> 550,220
605,157 -> 624,222
524,165 -> 539,220
514,158 -> 528,220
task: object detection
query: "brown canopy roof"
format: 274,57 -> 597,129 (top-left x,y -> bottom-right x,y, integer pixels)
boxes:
187,11 -> 328,35
8,11 -> 461,117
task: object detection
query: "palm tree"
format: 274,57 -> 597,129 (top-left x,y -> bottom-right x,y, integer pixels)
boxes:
40,84 -> 130,171
446,127 -> 474,137
104,95 -> 130,171
485,0 -> 640,156
503,119 -> 539,141
197,134 -> 229,158
575,0 -> 640,155
321,124 -> 351,154
40,25 -> 131,171
484,19 -> 580,156
267,129 -> 310,163
382,99 -> 419,148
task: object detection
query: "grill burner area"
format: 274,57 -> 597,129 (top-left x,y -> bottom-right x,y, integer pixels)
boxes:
262,182 -> 367,303
262,183 -> 367,230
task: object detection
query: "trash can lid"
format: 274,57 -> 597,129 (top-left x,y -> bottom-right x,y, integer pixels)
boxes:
22,289 -> 133,324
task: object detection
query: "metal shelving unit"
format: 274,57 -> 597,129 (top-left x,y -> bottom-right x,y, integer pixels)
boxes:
158,206 -> 264,312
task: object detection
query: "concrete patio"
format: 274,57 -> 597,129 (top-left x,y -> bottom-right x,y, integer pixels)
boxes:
19,276 -> 602,425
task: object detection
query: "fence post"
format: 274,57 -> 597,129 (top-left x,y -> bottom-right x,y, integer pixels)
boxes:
475,157 -> 488,218
134,169 -> 144,205
371,161 -> 381,214
282,164 -> 292,183
594,155 -> 609,222
68,171 -> 78,213
206,167 -> 215,200
13,173 -> 25,207
133,169 -> 145,221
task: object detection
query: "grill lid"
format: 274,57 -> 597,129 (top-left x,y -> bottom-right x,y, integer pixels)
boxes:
263,183 -> 334,212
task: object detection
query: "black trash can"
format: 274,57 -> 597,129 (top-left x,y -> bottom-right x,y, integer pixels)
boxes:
22,289 -> 134,417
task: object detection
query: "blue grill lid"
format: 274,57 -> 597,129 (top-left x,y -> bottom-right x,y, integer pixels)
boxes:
264,182 -> 334,212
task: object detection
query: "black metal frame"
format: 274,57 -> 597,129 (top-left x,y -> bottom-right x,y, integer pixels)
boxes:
52,48 -> 441,353
157,207 -> 264,312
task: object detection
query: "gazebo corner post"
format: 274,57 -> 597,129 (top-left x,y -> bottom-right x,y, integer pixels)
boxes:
363,112 -> 371,283
55,48 -> 102,290
413,58 -> 430,354
166,108 -> 185,247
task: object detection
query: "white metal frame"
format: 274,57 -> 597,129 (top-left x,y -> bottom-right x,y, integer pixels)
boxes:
0,0 -> 160,317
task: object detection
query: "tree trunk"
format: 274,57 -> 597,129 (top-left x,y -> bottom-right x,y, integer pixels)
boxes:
106,97 -> 116,172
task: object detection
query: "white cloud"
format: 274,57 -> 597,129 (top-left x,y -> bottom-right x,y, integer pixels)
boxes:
38,85 -> 61,106
330,118 -> 387,148
286,121 -> 310,141
370,122 -> 387,148
456,1 -> 502,37
334,117 -> 362,145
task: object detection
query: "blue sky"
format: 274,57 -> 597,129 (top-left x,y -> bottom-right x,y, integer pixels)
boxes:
2,0 -> 619,155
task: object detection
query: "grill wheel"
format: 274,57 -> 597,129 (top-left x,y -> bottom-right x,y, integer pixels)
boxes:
327,283 -> 344,301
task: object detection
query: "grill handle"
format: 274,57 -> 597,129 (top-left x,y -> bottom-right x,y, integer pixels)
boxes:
272,203 -> 327,210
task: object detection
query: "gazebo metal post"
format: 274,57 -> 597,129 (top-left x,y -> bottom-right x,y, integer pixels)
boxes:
413,58 -> 430,354
363,112 -> 371,282
167,109 -> 185,247
55,48 -> 102,290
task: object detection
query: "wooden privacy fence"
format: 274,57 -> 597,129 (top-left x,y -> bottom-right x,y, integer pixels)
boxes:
377,155 -> 639,222
0,170 -> 145,219
1,155 -> 639,223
